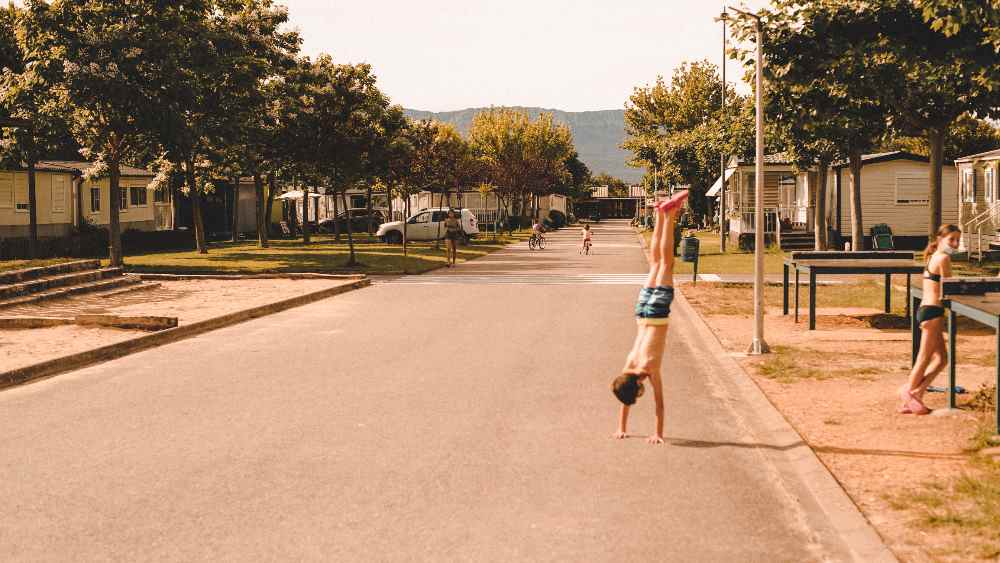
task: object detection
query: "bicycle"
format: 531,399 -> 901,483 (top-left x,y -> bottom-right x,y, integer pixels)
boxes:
528,233 -> 546,250
581,239 -> 592,255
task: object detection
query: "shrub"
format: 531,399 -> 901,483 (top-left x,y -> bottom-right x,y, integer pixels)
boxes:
547,210 -> 567,228
0,228 -> 195,260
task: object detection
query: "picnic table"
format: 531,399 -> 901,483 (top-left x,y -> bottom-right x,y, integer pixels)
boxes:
911,278 -> 1000,431
783,251 -> 922,330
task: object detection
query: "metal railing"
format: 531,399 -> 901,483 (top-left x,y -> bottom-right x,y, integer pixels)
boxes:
737,206 -> 783,248
965,202 -> 1000,261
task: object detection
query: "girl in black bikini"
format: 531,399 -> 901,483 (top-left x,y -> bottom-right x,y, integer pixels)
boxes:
900,224 -> 961,415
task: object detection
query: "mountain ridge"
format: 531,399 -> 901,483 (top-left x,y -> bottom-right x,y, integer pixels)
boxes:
403,107 -> 640,182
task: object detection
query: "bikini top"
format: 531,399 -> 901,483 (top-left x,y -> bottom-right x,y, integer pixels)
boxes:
923,269 -> 941,283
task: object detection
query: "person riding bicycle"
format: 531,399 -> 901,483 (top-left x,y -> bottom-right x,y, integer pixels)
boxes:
531,219 -> 545,245
581,224 -> 593,254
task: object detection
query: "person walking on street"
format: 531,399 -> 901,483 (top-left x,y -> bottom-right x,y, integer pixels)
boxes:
899,224 -> 961,415
611,190 -> 688,444
444,209 -> 462,267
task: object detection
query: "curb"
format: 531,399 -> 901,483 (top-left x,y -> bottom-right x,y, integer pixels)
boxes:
672,288 -> 898,562
0,278 -> 371,391
134,272 -> 366,281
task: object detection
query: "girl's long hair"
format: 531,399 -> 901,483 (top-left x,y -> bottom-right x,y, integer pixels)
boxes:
924,224 -> 961,262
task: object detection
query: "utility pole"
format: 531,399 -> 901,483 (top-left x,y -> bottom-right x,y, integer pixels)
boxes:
715,9 -> 730,253
730,6 -> 769,355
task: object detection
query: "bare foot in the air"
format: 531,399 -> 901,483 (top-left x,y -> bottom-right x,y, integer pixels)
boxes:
646,435 -> 664,445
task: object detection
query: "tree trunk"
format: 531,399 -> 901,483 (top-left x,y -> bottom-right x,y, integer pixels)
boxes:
332,189 -> 341,241
254,173 -> 267,248
74,177 -> 83,230
266,175 -> 277,238
108,161 -> 123,266
434,189 -> 446,249
27,159 -> 38,259
231,176 -> 240,243
848,151 -> 864,251
815,162 -> 829,250
342,191 -> 357,265
366,185 -> 374,235
288,197 -> 298,237
185,159 -> 208,254
403,196 -> 409,257
928,127 -> 945,237
301,183 -> 311,244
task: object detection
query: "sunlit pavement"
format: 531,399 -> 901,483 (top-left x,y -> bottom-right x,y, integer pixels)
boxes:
0,220 -> 862,561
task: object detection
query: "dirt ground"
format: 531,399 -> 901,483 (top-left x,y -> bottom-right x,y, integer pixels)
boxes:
0,278 -> 356,373
682,281 -> 998,563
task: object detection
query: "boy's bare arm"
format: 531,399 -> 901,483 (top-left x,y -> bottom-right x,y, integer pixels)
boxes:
648,374 -> 665,444
615,404 -> 630,439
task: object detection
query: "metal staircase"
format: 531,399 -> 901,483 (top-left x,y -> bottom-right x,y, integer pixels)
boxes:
964,202 -> 1000,262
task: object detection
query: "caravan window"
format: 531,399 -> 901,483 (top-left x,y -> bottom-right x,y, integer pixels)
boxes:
962,170 -> 976,203
90,186 -> 100,213
896,173 -> 930,205
987,167 -> 997,204
129,186 -> 147,207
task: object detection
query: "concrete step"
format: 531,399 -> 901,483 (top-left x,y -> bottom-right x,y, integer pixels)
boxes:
0,259 -> 101,286
0,268 -> 123,300
0,276 -> 142,310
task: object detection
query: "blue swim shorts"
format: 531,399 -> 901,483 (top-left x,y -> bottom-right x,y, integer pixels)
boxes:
634,286 -> 674,325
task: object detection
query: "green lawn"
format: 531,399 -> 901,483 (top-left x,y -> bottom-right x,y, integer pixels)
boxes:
684,279 -> 910,317
641,229 -> 787,275
0,258 -> 80,273
119,232 -> 532,275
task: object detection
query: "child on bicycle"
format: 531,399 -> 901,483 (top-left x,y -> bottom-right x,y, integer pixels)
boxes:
581,224 -> 592,254
531,219 -> 545,244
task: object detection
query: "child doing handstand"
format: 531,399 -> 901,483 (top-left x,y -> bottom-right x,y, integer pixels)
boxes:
611,191 -> 687,444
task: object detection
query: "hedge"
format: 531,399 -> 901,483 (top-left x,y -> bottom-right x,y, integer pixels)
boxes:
0,228 -> 196,260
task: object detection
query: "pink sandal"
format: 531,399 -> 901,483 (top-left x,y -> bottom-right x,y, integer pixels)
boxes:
906,395 -> 931,415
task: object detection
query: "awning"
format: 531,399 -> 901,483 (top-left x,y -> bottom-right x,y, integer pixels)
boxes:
705,168 -> 736,198
276,190 -> 324,201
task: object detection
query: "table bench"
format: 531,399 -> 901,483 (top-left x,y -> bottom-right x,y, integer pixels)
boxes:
783,251 -> 920,330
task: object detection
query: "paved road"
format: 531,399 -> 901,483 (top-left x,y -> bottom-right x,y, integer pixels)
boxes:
0,221 -> 871,561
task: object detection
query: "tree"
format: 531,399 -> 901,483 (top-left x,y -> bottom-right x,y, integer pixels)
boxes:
739,1 -> 892,250
623,61 -> 758,222
280,55 -> 397,265
920,0 -> 1000,92
468,108 -> 576,223
213,0 -> 299,248
24,0 -> 209,266
884,115 -> 1000,160
874,0 -> 1000,236
0,4 -> 76,257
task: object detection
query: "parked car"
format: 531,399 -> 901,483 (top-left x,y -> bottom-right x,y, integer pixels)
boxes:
317,209 -> 386,234
377,208 -> 479,243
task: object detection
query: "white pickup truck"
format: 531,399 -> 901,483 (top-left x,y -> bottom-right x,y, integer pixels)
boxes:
376,208 -> 479,243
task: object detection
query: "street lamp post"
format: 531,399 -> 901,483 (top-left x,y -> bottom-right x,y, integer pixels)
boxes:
714,10 -> 730,253
729,6 -> 769,355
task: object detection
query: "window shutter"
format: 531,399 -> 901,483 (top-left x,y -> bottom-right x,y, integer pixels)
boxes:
14,173 -> 28,210
0,174 -> 12,208
896,173 -> 929,205
51,175 -> 66,214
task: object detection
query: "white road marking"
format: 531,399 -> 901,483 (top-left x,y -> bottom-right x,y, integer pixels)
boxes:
378,274 -> 650,285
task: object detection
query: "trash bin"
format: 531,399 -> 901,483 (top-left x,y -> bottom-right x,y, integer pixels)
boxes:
681,236 -> 700,284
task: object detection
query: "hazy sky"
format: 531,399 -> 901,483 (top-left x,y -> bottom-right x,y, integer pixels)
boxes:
280,1 -> 770,112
